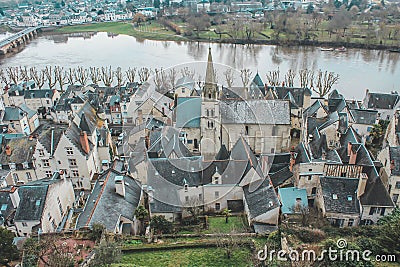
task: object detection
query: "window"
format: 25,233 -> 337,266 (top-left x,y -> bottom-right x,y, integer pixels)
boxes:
10,163 -> 16,170
214,177 -> 219,184
369,207 -> 384,215
348,219 -> 354,227
307,176 -> 312,181
26,172 -> 32,181
215,203 -> 220,211
206,109 -> 209,116
199,193 -> 202,200
185,196 -> 189,202
184,184 -> 188,192
38,149 -> 44,156
45,171 -> 52,178
23,162 -> 29,169
42,159 -> 50,167
215,191 -> 219,198
393,194 -> 399,203
332,194 -> 338,200
72,170 -> 79,178
66,147 -> 73,155
245,125 -> 249,135
396,181 -> 400,189
68,159 -> 77,167
22,222 -> 27,227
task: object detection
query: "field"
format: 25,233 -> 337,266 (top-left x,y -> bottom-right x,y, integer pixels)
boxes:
113,247 -> 253,267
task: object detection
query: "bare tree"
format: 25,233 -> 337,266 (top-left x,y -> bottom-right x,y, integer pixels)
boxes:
184,196 -> 203,223
6,67 -> 20,84
138,67 -> 151,83
74,66 -> 89,86
89,67 -> 101,85
54,66 -> 67,91
153,68 -> 168,91
0,69 -> 8,85
168,68 -> 178,89
299,69 -> 313,88
125,67 -> 137,83
313,70 -> 339,97
180,67 -> 195,79
45,66 -> 57,89
30,67 -> 46,89
114,67 -> 125,88
65,68 -> 76,85
284,69 -> 296,87
19,66 -> 29,82
215,229 -> 244,259
266,69 -> 280,86
223,68 -> 235,88
101,66 -> 114,87
240,68 -> 252,89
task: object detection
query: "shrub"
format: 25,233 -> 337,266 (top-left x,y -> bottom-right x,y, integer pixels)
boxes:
296,228 -> 326,243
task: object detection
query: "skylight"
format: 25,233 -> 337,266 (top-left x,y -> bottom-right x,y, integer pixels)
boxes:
332,194 -> 338,200
35,200 -> 41,206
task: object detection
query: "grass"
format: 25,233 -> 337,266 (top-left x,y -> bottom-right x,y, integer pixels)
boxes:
204,216 -> 248,234
113,247 -> 253,267
53,21 -> 188,42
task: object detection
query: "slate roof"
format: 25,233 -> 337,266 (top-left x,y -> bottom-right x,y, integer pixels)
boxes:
148,127 -> 192,159
269,166 -> 293,188
364,91 -> 399,109
349,109 -> 378,125
360,167 -> 394,207
243,178 -> 280,219
24,89 -> 54,99
3,106 -> 26,121
303,100 -> 326,118
251,72 -> 265,96
220,99 -> 290,125
176,76 -> 195,91
0,190 -> 14,224
0,136 -> 36,165
389,147 -> 400,176
175,97 -> 201,128
336,143 -> 374,167
34,123 -> 68,155
14,185 -> 48,221
76,164 -> 142,231
20,104 -> 37,119
274,87 -> 311,108
64,123 -> 94,156
319,176 -> 360,214
339,127 -> 362,147
278,187 -> 308,214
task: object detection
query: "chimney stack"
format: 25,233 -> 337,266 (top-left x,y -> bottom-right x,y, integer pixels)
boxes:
5,145 -> 11,156
10,186 -> 20,209
115,176 -> 125,198
289,151 -> 296,172
80,131 -> 90,154
357,173 -> 368,198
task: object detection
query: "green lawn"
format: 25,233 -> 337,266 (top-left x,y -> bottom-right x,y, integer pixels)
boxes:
204,216 -> 248,234
53,22 -> 187,41
113,247 -> 253,267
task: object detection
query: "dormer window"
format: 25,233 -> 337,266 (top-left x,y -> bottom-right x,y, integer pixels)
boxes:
10,163 -> 16,170
184,184 -> 188,192
22,162 -> 29,169
332,194 -> 338,200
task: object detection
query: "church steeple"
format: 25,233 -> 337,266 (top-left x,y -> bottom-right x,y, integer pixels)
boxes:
203,47 -> 217,99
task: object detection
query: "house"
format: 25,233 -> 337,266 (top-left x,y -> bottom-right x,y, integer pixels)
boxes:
316,176 -> 361,227
76,161 -> 142,234
0,136 -> 37,185
2,105 -> 39,134
348,109 -> 378,140
363,90 -> 399,120
14,174 -> 75,236
24,89 -> 60,115
243,178 -> 280,233
377,146 -> 400,206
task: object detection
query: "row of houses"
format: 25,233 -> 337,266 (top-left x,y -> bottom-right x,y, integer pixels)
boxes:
0,49 -> 399,236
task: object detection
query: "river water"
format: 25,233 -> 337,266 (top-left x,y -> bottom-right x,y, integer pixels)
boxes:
0,32 -> 399,99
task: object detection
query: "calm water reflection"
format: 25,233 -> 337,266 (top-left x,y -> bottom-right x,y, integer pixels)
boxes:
0,32 -> 399,99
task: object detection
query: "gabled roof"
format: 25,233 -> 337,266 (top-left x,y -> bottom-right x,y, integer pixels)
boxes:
24,89 -> 54,99
3,106 -> 27,121
64,123 -> 94,156
148,127 -> 192,159
220,99 -> 290,125
349,109 -> 378,125
243,178 -> 279,219
320,176 -> 360,214
14,185 -> 48,221
35,123 -> 68,155
76,163 -> 142,231
364,91 -> 399,110
274,87 -> 311,108
360,167 -> 394,207
336,143 -> 374,167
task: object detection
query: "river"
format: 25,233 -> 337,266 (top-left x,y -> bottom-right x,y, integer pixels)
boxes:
0,31 -> 399,99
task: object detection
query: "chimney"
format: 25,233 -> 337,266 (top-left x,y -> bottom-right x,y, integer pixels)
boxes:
80,131 -> 90,154
10,186 -> 20,209
115,175 -> 125,198
348,143 -> 357,165
357,173 -> 368,198
5,145 -> 11,156
138,110 -> 143,125
289,150 -> 296,172
347,142 -> 352,156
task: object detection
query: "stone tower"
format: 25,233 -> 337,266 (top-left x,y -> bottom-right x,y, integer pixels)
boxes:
200,47 -> 221,159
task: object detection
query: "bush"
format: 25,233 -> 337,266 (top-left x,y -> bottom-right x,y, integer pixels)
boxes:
150,215 -> 173,234
160,19 -> 182,35
296,228 -> 326,243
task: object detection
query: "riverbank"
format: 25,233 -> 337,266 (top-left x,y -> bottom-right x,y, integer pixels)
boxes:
49,21 -> 400,51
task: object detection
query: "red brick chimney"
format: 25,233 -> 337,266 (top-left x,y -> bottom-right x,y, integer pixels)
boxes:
348,142 -> 357,165
80,131 -> 90,154
5,145 -> 11,156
